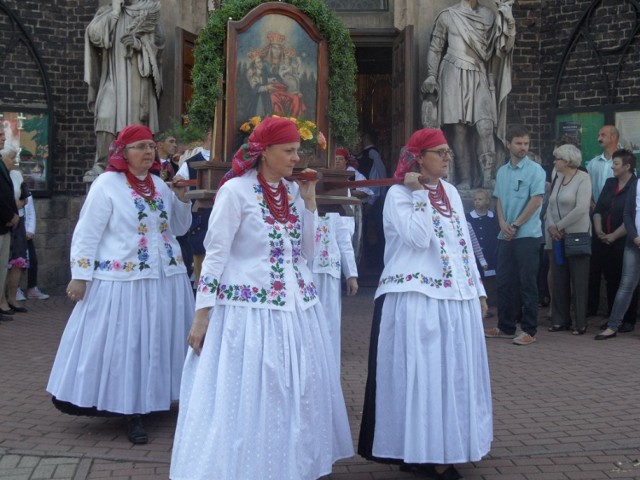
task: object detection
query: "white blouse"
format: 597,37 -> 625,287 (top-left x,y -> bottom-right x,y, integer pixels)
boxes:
70,172 -> 192,281
375,181 -> 485,301
195,169 -> 318,312
310,213 -> 358,280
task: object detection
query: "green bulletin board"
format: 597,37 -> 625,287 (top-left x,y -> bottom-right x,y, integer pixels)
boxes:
555,112 -> 605,166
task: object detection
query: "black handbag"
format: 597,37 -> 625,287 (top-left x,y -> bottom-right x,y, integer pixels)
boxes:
564,231 -> 591,257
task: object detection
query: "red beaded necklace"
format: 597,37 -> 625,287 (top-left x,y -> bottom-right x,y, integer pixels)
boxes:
258,172 -> 290,223
125,170 -> 156,200
424,181 -> 452,217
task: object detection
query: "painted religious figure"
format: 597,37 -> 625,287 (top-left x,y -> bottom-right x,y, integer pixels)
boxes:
421,0 -> 515,188
84,0 -> 165,177
236,15 -> 318,126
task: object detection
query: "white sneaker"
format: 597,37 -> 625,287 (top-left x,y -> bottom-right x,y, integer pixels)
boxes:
16,288 -> 26,302
27,287 -> 50,300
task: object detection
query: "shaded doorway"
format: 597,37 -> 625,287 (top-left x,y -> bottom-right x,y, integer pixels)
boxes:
353,44 -> 393,285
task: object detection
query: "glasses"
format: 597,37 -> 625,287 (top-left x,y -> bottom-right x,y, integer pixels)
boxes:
126,143 -> 157,151
424,149 -> 455,159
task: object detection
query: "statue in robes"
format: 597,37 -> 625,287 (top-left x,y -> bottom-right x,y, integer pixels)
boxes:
421,0 -> 515,188
84,0 -> 164,180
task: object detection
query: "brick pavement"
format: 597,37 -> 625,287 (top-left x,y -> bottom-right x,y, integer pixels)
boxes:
1,291 -> 640,479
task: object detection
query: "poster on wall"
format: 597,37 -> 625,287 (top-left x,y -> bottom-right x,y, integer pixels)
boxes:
615,111 -> 640,153
555,112 -> 605,166
1,111 -> 50,193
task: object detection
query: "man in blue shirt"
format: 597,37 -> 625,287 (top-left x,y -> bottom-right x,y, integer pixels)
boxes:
485,125 -> 546,345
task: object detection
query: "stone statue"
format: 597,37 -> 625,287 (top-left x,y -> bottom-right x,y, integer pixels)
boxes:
84,0 -> 164,180
421,0 -> 515,189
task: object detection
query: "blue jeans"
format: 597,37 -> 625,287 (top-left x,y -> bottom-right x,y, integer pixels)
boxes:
496,237 -> 541,336
607,246 -> 640,331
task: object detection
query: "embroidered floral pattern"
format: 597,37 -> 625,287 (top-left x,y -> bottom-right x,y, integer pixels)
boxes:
378,205 -> 475,289
414,200 -> 428,212
201,183 -> 317,306
93,260 -> 137,272
71,257 -> 92,269
197,275 -> 219,294
314,218 -> 340,270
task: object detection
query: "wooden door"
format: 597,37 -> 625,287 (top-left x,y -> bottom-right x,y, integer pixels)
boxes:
391,25 -> 415,170
178,29 -> 197,118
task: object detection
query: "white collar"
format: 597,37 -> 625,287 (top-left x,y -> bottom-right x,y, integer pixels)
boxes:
469,209 -> 494,218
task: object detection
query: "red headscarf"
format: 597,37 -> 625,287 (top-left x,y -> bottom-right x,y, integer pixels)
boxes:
219,117 -> 300,189
335,148 -> 359,169
393,128 -> 448,180
106,124 -> 161,173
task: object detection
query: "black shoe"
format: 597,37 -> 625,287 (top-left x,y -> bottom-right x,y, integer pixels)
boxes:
594,331 -> 617,340
0,307 -> 15,315
126,415 -> 148,444
8,303 -> 27,313
572,327 -> 587,335
433,465 -> 464,480
548,325 -> 569,332
618,323 -> 635,333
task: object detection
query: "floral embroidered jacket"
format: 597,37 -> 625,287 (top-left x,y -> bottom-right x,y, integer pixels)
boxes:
375,181 -> 486,301
196,169 -> 318,312
70,172 -> 192,281
310,213 -> 358,280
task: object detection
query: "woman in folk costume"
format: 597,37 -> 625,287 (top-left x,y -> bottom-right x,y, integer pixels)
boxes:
309,210 -> 358,367
47,125 -> 194,444
357,128 -> 492,480
170,117 -> 353,480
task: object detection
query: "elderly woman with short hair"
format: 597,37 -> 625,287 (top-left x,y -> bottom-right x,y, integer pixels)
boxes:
545,144 -> 592,334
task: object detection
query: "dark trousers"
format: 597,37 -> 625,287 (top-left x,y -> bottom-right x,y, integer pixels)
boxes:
550,253 -> 590,330
26,238 -> 37,289
587,234 -> 603,315
496,237 -> 541,336
600,240 -> 639,325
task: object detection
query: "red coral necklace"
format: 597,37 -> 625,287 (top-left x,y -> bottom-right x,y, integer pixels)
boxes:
125,170 -> 156,200
424,181 -> 452,217
258,172 -> 290,223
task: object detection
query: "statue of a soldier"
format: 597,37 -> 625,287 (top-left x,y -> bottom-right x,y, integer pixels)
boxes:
84,0 -> 165,180
421,0 -> 515,188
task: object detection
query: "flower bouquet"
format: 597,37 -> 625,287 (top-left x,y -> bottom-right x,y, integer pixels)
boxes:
240,115 -> 327,151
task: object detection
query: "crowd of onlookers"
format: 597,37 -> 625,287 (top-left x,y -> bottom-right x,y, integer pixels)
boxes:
0,130 -> 49,325
480,124 -> 640,344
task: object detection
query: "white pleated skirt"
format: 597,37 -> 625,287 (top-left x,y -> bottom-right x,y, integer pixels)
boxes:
363,292 -> 492,464
46,270 -> 194,415
170,302 -> 354,480
312,272 -> 342,367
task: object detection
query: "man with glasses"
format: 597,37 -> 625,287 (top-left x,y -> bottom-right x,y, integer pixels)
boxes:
485,125 -> 545,345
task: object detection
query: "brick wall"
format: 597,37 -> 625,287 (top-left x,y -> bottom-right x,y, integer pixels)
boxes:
1,0 -> 98,193
509,0 -> 640,163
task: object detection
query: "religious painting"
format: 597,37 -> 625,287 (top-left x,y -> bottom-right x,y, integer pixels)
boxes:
225,3 -> 329,165
1,110 -> 51,194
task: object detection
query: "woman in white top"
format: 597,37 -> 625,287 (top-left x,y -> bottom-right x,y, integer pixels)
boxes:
310,211 -> 358,367
47,125 -> 194,444
170,117 -> 353,480
358,128 -> 491,480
